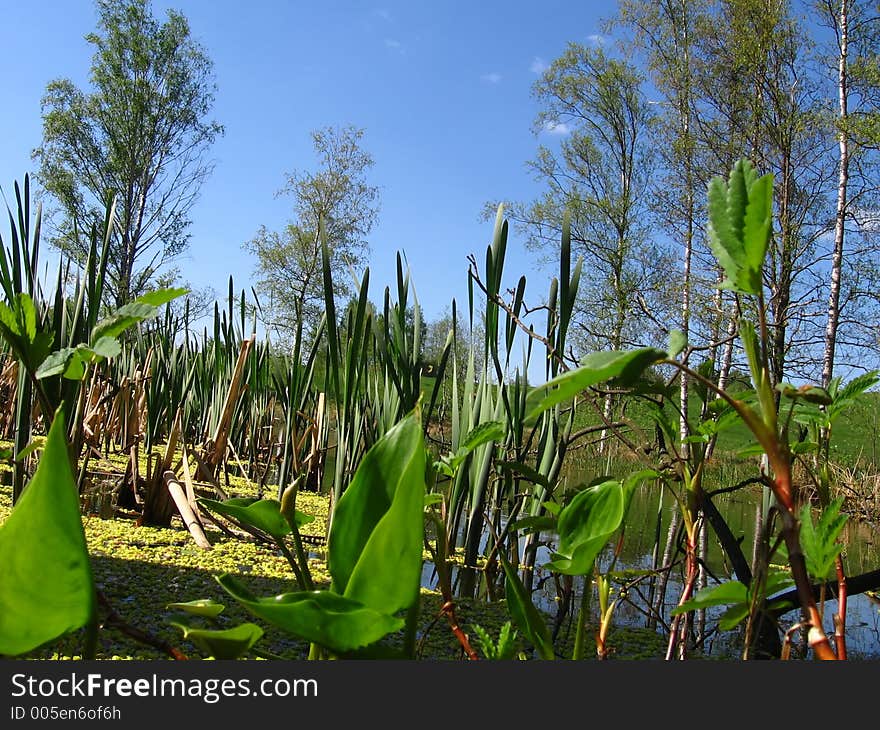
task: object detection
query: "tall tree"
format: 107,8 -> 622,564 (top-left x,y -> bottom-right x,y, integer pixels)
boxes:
819,0 -> 880,387
497,43 -> 669,356
245,125 -> 380,345
33,0 -> 223,307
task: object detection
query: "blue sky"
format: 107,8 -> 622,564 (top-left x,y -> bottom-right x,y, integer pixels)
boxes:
0,1 -> 612,330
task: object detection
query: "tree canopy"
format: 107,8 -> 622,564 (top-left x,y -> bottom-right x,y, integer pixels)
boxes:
33,0 -> 223,308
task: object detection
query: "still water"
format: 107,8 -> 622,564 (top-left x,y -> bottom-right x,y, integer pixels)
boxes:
425,480 -> 880,659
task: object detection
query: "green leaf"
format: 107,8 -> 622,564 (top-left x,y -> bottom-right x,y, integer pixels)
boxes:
499,552 -> 554,660
216,574 -> 403,653
800,498 -> 848,581
90,336 -> 122,360
545,479 -> 624,576
90,302 -> 156,343
497,461 -> 551,489
328,411 -> 426,616
717,604 -> 751,631
424,492 -> 445,507
526,347 -> 667,421
0,412 -> 96,655
667,329 -> 687,359
444,421 -> 503,472
35,347 -> 77,379
166,599 -> 225,619
707,159 -> 773,295
670,581 -> 748,616
133,287 -> 189,307
170,621 -> 263,660
509,515 -> 557,534
197,497 -> 292,539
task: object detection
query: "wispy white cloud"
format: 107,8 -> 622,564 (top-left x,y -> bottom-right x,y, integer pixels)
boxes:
384,38 -> 404,54
530,56 -> 548,74
373,8 -> 392,22
541,120 -> 571,136
587,33 -> 608,47
481,72 -> 502,84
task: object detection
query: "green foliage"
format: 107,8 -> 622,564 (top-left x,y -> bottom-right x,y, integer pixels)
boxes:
499,549 -> 555,660
34,0 -> 223,305
706,158 -> 774,295
525,347 -> 667,422
670,572 -> 794,631
37,287 -> 188,380
470,621 -> 519,660
217,575 -> 404,654
168,621 -> 263,660
217,410 -> 427,656
800,498 -> 848,581
546,479 -> 624,575
197,497 -> 313,540
165,599 -> 225,619
436,421 -> 504,477
0,413 -> 96,656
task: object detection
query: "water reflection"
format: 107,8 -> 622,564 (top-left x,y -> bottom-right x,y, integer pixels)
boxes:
424,481 -> 880,659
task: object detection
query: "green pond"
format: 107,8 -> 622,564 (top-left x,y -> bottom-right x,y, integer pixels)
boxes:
427,481 -> 880,660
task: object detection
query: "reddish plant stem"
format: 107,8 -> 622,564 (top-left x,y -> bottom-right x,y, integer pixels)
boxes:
440,601 -> 479,660
665,534 -> 699,661
833,555 -> 848,660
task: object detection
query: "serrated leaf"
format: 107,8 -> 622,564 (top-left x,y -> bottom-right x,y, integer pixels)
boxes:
36,347 -> 76,379
90,336 -> 122,359
800,498 -> 848,581
707,159 -> 773,295
170,621 -> 263,660
0,412 -> 96,655
216,574 -> 403,653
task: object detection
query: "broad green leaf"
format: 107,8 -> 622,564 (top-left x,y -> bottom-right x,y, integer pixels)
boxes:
526,347 -> 667,422
90,302 -> 156,342
499,552 -> 554,660
197,497 -> 292,539
0,300 -> 19,336
170,621 -> 263,660
329,411 -> 426,616
670,581 -> 748,616
90,336 -> 122,360
800,498 -> 848,581
717,604 -> 751,631
668,329 -> 687,359
36,346 -> 76,379
216,574 -> 403,653
0,412 -> 96,655
133,287 -> 189,307
546,479 -> 624,576
166,599 -> 225,619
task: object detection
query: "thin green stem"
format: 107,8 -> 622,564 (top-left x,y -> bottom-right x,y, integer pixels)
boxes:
572,575 -> 591,661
